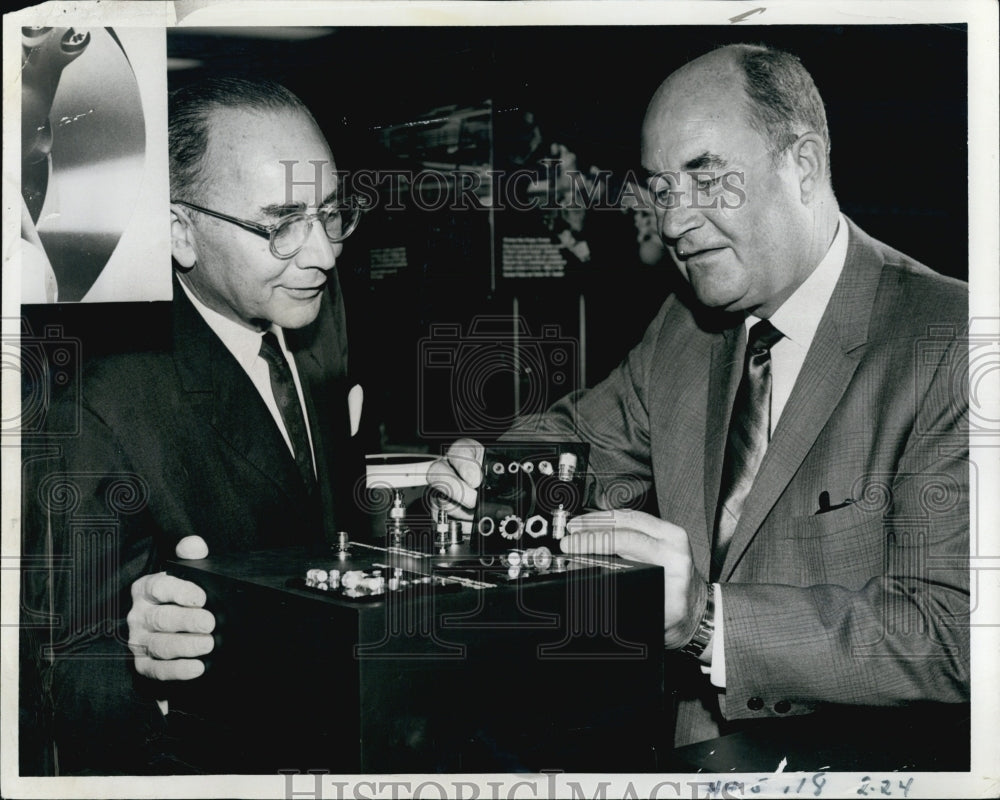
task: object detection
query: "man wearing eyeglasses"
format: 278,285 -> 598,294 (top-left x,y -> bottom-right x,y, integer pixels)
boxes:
22,77 -> 368,774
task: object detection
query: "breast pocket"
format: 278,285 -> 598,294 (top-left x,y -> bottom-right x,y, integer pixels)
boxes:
773,503 -> 886,589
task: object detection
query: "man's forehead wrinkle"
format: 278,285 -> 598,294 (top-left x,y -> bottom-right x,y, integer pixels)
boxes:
200,107 -> 337,213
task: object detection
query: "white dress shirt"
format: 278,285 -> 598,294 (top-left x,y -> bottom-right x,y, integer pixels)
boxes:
707,214 -> 849,687
177,278 -> 316,474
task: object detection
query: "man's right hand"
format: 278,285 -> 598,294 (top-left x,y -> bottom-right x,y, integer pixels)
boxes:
127,535 -> 215,681
426,438 -> 485,520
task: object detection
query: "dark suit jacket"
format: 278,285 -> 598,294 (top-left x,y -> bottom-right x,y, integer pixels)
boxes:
21,272 -> 369,774
513,219 -> 970,746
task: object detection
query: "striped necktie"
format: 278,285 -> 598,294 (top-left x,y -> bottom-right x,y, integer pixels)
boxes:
259,331 -> 315,489
712,319 -> 784,580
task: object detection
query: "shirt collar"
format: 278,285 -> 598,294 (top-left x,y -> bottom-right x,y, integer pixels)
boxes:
177,276 -> 286,370
749,213 -> 849,347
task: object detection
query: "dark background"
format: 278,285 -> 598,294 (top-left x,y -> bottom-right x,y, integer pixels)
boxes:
24,24 -> 969,451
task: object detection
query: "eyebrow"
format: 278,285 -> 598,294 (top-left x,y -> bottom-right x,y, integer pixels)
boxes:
258,190 -> 339,218
639,151 -> 730,181
683,152 -> 729,171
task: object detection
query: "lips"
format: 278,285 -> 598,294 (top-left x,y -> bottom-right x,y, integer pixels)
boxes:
677,245 -> 724,261
283,283 -> 326,293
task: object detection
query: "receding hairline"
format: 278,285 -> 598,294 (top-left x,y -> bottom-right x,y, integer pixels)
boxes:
645,45 -> 751,122
169,78 -> 326,202
195,105 -> 333,198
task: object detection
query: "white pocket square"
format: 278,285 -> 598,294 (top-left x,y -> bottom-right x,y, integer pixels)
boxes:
348,384 -> 363,438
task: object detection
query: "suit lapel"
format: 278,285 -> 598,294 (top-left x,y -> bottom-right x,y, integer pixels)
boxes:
171,278 -> 307,504
701,322 -> 745,576
717,220 -> 884,580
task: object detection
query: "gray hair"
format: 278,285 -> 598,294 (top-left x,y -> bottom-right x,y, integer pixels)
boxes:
169,76 -> 314,201
728,44 -> 832,176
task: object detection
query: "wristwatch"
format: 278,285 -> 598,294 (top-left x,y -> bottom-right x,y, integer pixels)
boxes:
679,583 -> 715,660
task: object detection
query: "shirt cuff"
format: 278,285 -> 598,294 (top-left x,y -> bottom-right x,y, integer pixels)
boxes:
699,583 -> 726,688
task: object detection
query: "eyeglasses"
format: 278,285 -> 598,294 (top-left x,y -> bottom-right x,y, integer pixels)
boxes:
172,198 -> 366,258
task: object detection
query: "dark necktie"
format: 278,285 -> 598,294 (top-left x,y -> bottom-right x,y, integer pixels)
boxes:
259,332 -> 315,489
712,319 -> 784,581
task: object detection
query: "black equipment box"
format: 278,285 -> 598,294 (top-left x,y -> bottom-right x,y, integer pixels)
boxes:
474,442 -> 590,553
166,542 -> 667,774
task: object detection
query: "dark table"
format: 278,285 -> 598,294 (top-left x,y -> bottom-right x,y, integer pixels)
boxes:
166,541 -> 670,774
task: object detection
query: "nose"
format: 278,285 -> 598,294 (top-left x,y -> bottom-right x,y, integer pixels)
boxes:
295,217 -> 340,269
656,185 -> 703,244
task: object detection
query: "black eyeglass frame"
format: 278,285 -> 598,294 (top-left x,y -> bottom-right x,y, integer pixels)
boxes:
172,198 -> 366,258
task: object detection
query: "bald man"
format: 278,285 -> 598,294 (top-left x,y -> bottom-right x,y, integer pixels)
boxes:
432,44 -> 969,752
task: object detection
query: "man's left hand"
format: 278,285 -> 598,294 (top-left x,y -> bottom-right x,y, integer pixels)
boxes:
559,509 -> 709,650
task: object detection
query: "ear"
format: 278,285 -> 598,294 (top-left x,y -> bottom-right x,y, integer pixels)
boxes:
790,132 -> 827,204
170,204 -> 199,269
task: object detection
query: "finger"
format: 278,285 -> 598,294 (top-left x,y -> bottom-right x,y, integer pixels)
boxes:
135,572 -> 207,608
134,655 -> 206,681
567,509 -> 682,541
144,603 -> 216,634
136,630 -> 215,660
446,438 -> 485,489
559,529 -> 664,565
175,534 -> 209,560
426,459 -> 478,511
565,509 -> 619,535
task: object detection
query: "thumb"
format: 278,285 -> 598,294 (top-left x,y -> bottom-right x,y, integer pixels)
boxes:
175,535 -> 209,560
447,438 -> 485,489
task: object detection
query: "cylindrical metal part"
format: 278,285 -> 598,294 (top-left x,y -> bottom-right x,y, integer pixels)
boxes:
386,519 -> 406,544
436,507 -> 449,534
533,546 -> 553,570
557,452 -> 578,481
342,570 -> 364,590
449,520 -> 461,545
389,490 -> 406,519
552,504 -> 568,540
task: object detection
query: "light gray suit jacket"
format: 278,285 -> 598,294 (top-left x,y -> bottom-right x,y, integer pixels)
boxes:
515,219 -> 970,745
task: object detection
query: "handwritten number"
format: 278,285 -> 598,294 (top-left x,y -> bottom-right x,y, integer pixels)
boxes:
857,776 -> 873,796
812,773 -> 827,796
898,778 -> 914,798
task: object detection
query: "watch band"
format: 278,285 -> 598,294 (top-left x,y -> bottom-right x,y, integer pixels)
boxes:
679,583 -> 715,660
